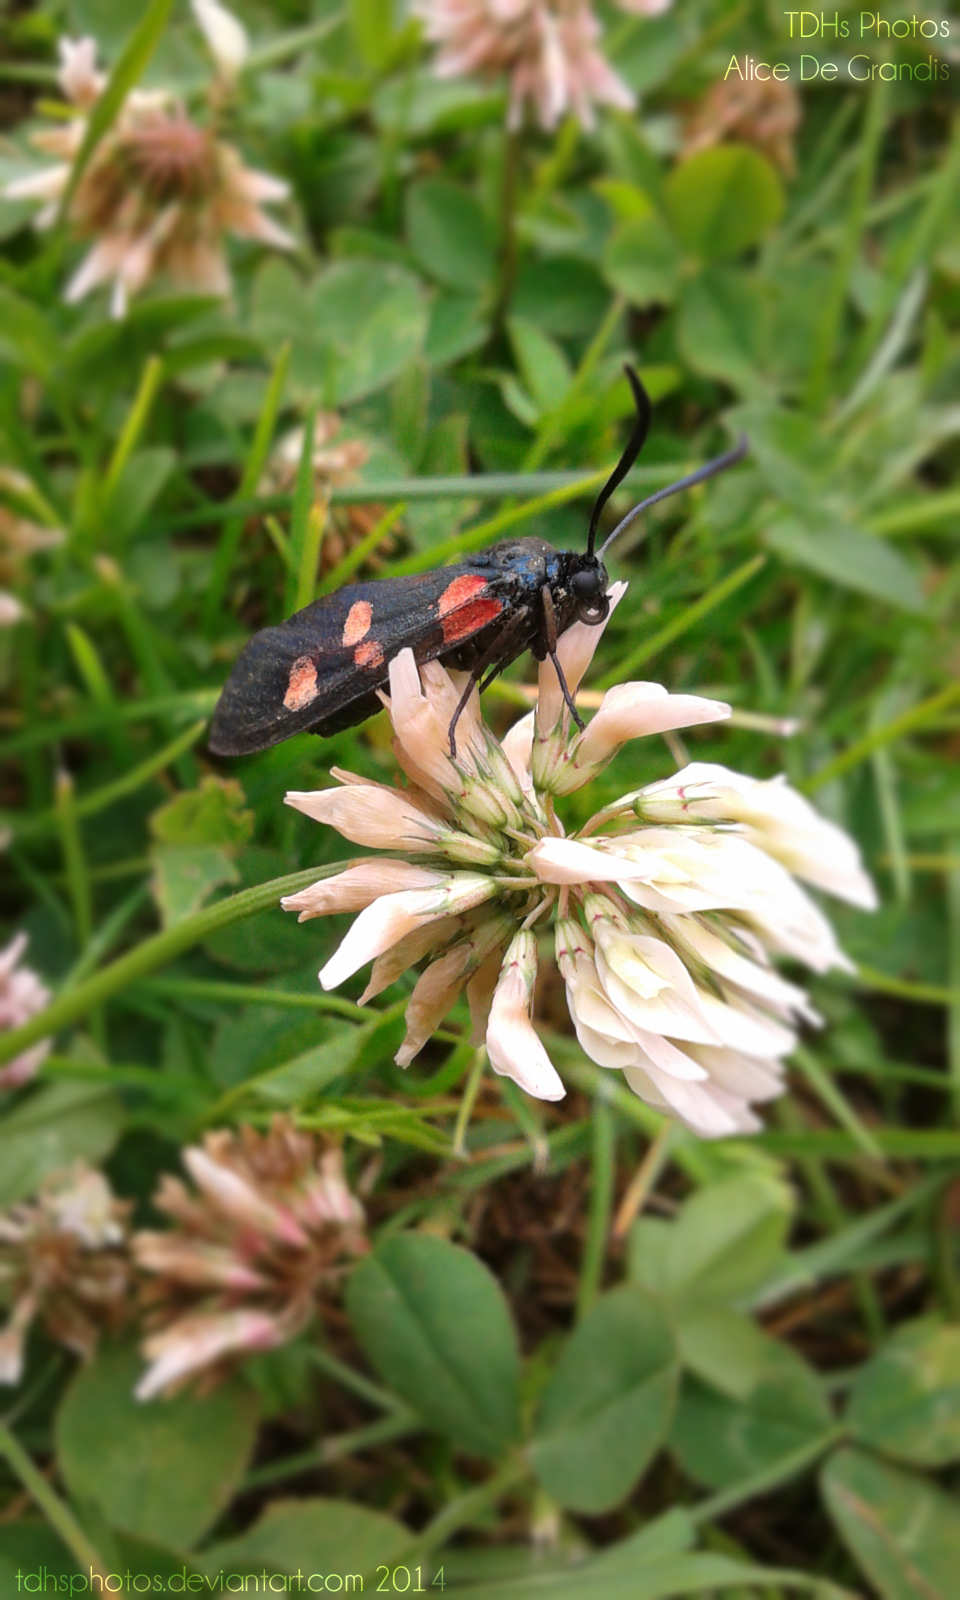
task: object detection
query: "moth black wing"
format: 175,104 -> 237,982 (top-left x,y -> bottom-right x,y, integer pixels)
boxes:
208,558 -> 525,757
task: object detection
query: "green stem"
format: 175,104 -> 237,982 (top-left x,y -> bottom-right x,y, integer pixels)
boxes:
949,840 -> 960,1118
382,1457 -> 529,1579
452,1047 -> 487,1158
316,502 -> 406,596
285,401 -> 320,617
597,554 -> 765,686
577,1095 -> 616,1321
242,1411 -> 419,1492
102,354 -> 164,514
0,1421 -> 109,1580
309,1345 -> 409,1413
492,126 -> 521,341
139,976 -> 366,1018
0,867 -> 327,1069
805,81 -> 887,412
8,720 -> 207,842
204,342 -> 290,632
803,681 -> 960,794
159,465 -> 680,533
690,1427 -> 844,1528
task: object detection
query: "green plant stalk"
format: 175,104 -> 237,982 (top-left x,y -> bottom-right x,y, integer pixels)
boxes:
452,1047 -> 487,1159
690,1426 -> 844,1528
244,12 -> 346,71
577,1095 -> 616,1321
866,488 -> 960,536
204,341 -> 290,631
60,883 -> 151,994
8,720 -> 207,841
159,464 -> 680,533
286,401 -> 320,616
1,689 -> 218,761
597,554 -> 765,687
380,1457 -> 530,1579
492,125 -> 521,341
949,841 -> 960,1118
0,1421 -> 109,1580
791,1048 -> 885,1164
242,1411 -> 419,1492
54,771 -> 92,952
57,0 -> 175,218
138,976 -> 367,1018
523,294 -> 626,473
101,354 -> 164,513
391,471 -> 609,577
0,867 -> 325,1068
805,79 -> 887,412
804,681 -> 960,794
316,502 -> 406,596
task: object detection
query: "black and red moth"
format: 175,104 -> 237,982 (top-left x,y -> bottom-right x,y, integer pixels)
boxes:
209,370 -> 746,759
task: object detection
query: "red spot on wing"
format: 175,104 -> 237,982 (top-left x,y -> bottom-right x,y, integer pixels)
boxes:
441,597 -> 503,644
354,639 -> 385,670
438,573 -> 489,617
283,655 -> 319,711
342,600 -> 372,647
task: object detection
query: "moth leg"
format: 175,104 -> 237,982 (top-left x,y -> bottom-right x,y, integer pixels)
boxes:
447,607 -> 532,758
540,585 -> 585,732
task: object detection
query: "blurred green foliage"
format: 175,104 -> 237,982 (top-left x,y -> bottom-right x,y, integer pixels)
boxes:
0,0 -> 958,1592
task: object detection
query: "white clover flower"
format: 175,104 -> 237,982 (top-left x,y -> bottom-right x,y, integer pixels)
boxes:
415,0 -> 636,131
284,599 -> 876,1139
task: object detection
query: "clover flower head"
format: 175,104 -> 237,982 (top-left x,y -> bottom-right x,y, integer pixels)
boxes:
683,73 -> 801,175
4,37 -> 293,317
0,933 -> 51,1091
133,1116 -> 365,1400
284,591 -> 876,1140
415,0 -> 636,131
0,1166 -> 131,1386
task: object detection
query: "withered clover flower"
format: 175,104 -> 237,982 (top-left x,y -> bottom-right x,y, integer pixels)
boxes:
0,933 -> 52,1092
283,591 -> 876,1138
262,415 -> 400,578
133,1117 -> 366,1400
0,1166 -> 131,1385
4,36 -> 293,317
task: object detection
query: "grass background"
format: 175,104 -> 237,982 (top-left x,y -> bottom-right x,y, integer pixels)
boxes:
0,0 -> 958,1593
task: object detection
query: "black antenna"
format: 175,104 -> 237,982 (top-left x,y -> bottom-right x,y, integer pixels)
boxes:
586,365 -> 651,559
597,433 -> 749,560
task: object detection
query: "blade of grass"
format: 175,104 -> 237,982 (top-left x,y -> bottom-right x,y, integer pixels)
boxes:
791,1047 -> 885,1164
157,465 -> 679,534
805,80 -> 887,412
577,1093 -> 616,1321
7,720 -> 207,842
949,842 -> 960,1117
0,865 -> 329,1070
139,975 -> 369,1019
316,502 -> 406,596
0,689 -> 218,760
803,681 -> 960,794
285,401 -> 319,616
0,1421 -> 109,1581
57,0 -> 175,219
390,470 -> 609,577
597,554 -> 765,686
204,341 -> 290,631
100,354 -> 164,518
